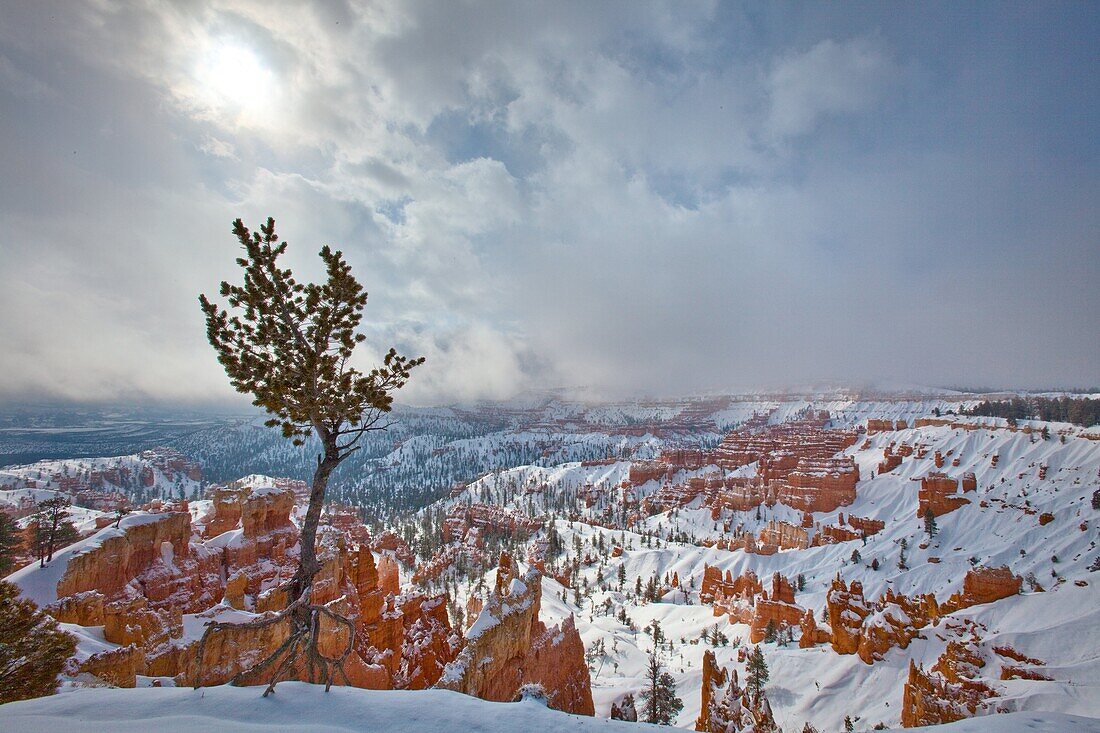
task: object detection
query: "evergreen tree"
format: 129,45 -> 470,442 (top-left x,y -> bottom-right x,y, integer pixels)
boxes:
844,714 -> 855,732
32,498 -> 78,566
610,693 -> 638,722
114,504 -> 132,529
198,217 -> 423,692
639,650 -> 683,725
745,645 -> 769,699
0,581 -> 77,704
923,507 -> 938,537
0,512 -> 22,575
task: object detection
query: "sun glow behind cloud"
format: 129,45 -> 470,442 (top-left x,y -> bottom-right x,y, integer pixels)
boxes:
193,42 -> 274,124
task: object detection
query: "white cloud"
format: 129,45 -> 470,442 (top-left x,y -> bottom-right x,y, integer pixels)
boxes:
0,1 -> 1095,404
198,135 -> 238,159
767,38 -> 895,138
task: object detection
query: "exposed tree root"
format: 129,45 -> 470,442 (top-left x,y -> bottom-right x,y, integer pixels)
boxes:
193,590 -> 355,696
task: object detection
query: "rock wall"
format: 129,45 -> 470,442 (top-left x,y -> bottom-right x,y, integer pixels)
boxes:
918,473 -> 971,518
56,513 -> 193,599
944,566 -> 1021,612
436,553 -> 594,716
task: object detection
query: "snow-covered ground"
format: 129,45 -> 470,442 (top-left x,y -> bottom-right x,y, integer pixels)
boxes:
0,682 -> 1095,733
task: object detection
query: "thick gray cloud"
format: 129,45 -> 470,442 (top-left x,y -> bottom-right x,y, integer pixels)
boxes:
0,1 -> 1096,405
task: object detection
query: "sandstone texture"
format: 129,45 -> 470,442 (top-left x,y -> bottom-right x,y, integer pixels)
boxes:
436,553 -> 594,716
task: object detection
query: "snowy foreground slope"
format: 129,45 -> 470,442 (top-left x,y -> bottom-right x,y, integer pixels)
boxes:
0,683 -> 1096,733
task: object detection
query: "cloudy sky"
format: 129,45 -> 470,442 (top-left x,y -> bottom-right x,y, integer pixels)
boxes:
0,1 -> 1097,406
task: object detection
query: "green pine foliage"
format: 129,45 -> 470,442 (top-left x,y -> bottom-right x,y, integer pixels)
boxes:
962,396 -> 1100,427
0,581 -> 77,704
199,217 -> 423,595
746,644 -> 769,699
0,512 -> 22,575
639,650 -> 683,725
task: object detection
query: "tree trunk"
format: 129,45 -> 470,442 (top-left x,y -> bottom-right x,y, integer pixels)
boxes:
45,519 -> 56,563
289,433 -> 340,632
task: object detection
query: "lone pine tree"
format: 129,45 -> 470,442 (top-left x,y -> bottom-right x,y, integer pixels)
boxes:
639,649 -> 683,725
197,217 -> 423,694
32,497 -> 78,567
745,644 -> 769,700
924,507 -> 938,537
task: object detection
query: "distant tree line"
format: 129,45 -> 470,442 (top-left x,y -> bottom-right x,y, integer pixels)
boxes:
962,396 -> 1100,427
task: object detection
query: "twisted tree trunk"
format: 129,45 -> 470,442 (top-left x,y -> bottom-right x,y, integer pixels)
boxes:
292,431 -> 338,611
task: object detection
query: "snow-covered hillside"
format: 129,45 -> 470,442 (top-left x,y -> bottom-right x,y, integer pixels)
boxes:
425,415 -> 1100,730
0,447 -> 204,507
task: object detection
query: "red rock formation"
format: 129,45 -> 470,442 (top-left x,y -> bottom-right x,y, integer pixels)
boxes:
879,443 -> 904,474
757,520 -> 809,551
36,481 -> 475,697
901,661 -> 966,728
827,576 -> 870,655
698,662 -> 779,732
628,461 -> 670,486
917,473 -> 970,518
857,601 -> 919,664
76,644 -> 143,688
749,599 -> 804,643
866,419 -> 896,434
799,608 -> 829,648
644,479 -> 707,514
772,457 -> 859,513
391,594 -> 463,689
50,591 -> 106,626
240,487 -> 295,537
818,524 -> 861,544
436,553 -> 594,716
710,477 -> 766,515
56,513 -> 193,599
901,637 -> 995,728
848,514 -> 881,536
816,513 -> 884,546
444,504 -> 541,542
701,566 -> 762,604
944,566 -> 1021,612
202,486 -> 244,538
696,649 -> 729,731
376,553 -> 401,595
370,531 -> 416,566
769,573 -> 795,605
